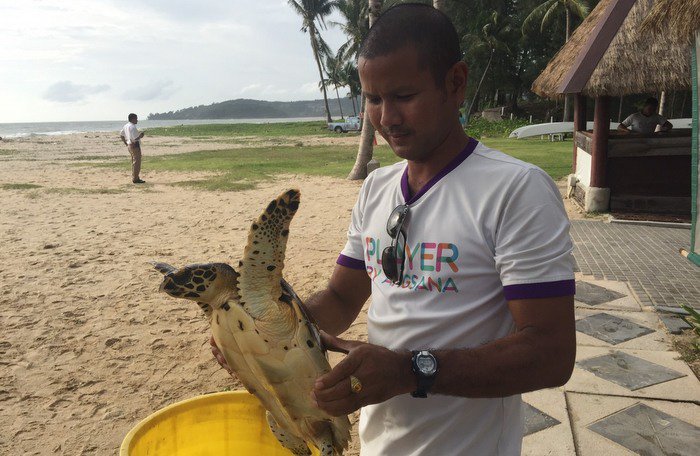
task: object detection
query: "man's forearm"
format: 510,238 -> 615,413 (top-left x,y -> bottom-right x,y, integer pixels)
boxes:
429,326 -> 576,398
305,288 -> 359,336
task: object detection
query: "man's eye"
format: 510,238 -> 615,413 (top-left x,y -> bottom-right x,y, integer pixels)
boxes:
367,97 -> 381,105
397,94 -> 415,101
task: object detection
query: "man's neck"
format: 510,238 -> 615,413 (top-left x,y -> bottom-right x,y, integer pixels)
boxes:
405,125 -> 470,198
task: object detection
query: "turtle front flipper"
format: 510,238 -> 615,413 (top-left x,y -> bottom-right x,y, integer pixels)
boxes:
237,189 -> 300,329
153,262 -> 239,318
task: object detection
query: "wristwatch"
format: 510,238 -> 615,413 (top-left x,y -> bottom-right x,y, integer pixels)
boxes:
411,350 -> 438,398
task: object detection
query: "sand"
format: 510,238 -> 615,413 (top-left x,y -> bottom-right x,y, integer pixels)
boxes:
0,132 -> 582,455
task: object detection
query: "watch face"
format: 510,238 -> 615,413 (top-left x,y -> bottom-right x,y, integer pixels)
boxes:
416,355 -> 436,375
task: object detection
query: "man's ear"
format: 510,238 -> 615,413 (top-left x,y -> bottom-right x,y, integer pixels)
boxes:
445,61 -> 469,103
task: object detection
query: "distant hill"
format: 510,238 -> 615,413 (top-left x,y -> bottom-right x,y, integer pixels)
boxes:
147,97 -> 360,120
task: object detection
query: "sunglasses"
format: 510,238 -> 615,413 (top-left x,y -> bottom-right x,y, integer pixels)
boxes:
381,204 -> 410,285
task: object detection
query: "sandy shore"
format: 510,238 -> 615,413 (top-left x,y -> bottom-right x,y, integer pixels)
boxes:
0,132 -> 583,455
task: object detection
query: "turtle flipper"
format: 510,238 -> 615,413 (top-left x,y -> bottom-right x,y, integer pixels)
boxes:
237,189 -> 300,322
266,411 -> 311,455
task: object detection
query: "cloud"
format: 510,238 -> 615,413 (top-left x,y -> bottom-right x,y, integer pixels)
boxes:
124,80 -> 177,101
43,81 -> 110,102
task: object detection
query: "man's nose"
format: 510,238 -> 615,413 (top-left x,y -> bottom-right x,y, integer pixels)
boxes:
380,101 -> 401,128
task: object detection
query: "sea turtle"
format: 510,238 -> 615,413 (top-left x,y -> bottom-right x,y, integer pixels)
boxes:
153,189 -> 351,456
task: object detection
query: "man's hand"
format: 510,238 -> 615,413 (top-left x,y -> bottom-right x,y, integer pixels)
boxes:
139,132 -> 145,139
312,332 -> 413,417
210,336 -> 234,376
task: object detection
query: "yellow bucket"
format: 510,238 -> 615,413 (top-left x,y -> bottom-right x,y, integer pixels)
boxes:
120,390 -> 320,455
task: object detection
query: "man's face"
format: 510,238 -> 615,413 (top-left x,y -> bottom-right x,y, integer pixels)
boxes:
359,46 -> 463,162
133,116 -> 138,124
642,104 -> 657,116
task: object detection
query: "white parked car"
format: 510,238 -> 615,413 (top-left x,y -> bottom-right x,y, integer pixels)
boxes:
328,116 -> 361,133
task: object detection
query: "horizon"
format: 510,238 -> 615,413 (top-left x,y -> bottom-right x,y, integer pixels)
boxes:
1,1 -> 348,123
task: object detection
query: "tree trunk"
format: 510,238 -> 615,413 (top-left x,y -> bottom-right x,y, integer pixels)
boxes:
347,0 -> 383,180
467,48 -> 495,122
659,90 -> 667,116
433,0 -> 446,11
335,85 -> 344,119
350,93 -> 357,116
309,24 -> 332,123
562,8 -> 572,122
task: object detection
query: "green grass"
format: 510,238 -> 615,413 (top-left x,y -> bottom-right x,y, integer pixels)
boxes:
480,138 -> 572,180
1,183 -> 42,190
145,121 -> 335,138
85,130 -> 571,191
0,149 -> 16,156
93,145 -> 401,191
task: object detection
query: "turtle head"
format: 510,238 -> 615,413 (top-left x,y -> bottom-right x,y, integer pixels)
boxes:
153,262 -> 239,308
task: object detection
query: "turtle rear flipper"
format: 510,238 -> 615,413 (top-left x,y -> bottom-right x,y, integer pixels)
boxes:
266,411 -> 311,455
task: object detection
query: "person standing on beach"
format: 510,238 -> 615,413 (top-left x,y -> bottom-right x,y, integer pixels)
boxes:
213,4 -> 575,454
120,113 -> 145,184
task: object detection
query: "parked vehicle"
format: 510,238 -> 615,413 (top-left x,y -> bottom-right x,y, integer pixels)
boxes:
327,116 -> 361,133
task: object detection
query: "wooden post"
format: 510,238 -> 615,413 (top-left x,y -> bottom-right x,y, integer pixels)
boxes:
573,93 -> 587,173
591,96 -> 610,188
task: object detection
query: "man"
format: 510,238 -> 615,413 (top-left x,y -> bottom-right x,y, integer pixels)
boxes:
120,113 -> 145,183
617,97 -> 673,134
215,4 -> 575,455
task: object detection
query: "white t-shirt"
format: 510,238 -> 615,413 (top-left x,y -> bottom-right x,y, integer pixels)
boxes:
621,112 -> 667,134
338,138 -> 575,455
120,122 -> 141,145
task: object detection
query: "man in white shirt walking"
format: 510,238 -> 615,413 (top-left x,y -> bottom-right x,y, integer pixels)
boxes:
120,113 -> 145,184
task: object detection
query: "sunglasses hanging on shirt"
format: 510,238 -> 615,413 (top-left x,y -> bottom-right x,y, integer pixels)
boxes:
381,204 -> 409,285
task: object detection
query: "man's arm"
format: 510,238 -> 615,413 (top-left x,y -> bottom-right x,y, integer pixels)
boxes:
617,123 -> 631,133
305,263 -> 371,336
660,120 -> 673,132
312,294 -> 576,416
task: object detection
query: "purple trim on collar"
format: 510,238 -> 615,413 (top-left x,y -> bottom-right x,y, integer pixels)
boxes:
400,137 -> 479,204
336,254 -> 366,270
503,279 -> 576,301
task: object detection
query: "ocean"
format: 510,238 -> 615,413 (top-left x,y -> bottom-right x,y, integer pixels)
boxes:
0,117 -> 325,139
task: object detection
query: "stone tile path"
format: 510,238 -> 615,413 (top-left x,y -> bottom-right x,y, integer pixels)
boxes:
570,221 -> 700,308
522,276 -> 700,455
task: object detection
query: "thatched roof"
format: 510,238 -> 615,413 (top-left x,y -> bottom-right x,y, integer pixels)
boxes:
641,0 -> 700,42
532,0 -> 692,98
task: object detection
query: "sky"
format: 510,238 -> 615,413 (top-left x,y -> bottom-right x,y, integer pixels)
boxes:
0,0 -> 349,123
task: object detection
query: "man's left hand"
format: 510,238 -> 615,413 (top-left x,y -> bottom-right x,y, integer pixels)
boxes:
312,332 -> 413,416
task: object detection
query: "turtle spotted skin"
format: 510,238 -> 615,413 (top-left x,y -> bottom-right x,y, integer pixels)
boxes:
154,189 -> 351,456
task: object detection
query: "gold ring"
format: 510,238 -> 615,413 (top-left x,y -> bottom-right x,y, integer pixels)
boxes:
350,375 -> 362,394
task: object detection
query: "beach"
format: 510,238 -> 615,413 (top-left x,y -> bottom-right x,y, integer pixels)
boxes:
0,132 -> 584,455
0,131 -> 373,455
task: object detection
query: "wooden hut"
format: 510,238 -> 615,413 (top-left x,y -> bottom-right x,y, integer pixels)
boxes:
532,0 -> 693,216
643,0 -> 700,266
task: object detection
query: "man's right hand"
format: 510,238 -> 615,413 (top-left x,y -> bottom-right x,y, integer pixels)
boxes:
210,336 -> 234,376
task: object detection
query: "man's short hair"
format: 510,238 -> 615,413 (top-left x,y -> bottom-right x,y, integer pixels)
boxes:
358,3 -> 462,86
644,97 -> 659,108
128,113 -> 137,122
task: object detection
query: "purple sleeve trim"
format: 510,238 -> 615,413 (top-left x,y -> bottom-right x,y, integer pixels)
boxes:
503,279 -> 575,300
336,254 -> 366,270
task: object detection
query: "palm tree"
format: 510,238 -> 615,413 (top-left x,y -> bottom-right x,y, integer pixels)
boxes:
463,11 -> 512,119
347,0 -> 383,181
323,51 -> 346,119
331,0 -> 369,62
288,0 -> 337,123
522,0 -> 589,120
341,61 -> 361,116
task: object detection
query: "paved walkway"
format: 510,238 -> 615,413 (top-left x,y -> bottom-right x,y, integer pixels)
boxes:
570,220 -> 700,309
522,275 -> 700,455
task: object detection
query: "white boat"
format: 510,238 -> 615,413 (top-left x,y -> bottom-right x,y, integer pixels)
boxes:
508,118 -> 692,139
